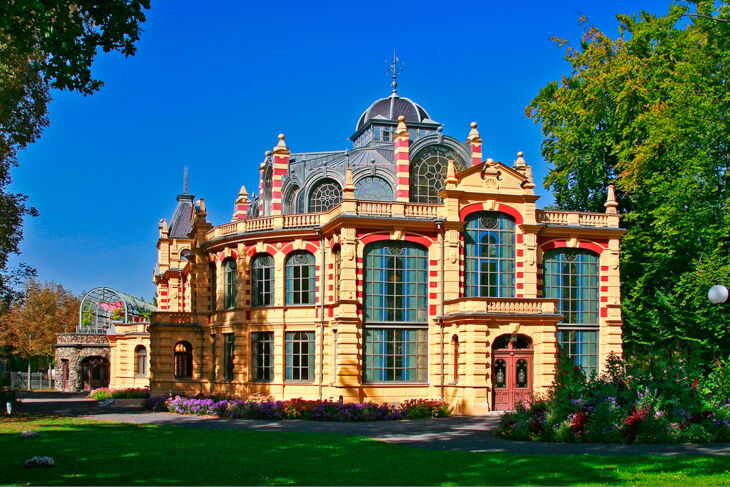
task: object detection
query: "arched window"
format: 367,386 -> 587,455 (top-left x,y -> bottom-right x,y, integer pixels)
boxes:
174,341 -> 193,379
286,251 -> 316,305
543,248 -> 600,375
409,145 -> 466,203
363,241 -> 428,323
223,258 -> 237,309
283,185 -> 300,215
262,164 -> 272,216
251,254 -> 274,307
465,212 -> 515,297
363,241 -> 428,383
308,178 -> 342,213
354,176 -> 393,201
209,262 -> 217,311
134,345 -> 147,376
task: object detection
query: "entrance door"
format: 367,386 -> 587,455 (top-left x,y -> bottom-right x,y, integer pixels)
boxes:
80,357 -> 110,390
492,334 -> 533,411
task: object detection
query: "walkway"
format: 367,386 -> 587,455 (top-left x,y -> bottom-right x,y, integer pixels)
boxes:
15,391 -> 730,456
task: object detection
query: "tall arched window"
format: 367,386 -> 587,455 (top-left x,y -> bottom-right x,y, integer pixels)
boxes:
251,254 -> 274,307
263,164 -> 272,216
409,145 -> 466,203
465,212 -> 516,297
543,248 -> 600,375
209,262 -> 217,311
286,251 -> 316,305
355,176 -> 393,201
223,258 -> 237,309
283,185 -> 300,215
134,345 -> 147,376
308,179 -> 342,213
174,341 -> 193,379
363,241 -> 428,383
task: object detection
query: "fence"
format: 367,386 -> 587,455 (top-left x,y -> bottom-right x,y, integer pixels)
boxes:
10,371 -> 53,390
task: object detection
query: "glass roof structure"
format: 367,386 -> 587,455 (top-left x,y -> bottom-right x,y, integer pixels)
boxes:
78,287 -> 156,334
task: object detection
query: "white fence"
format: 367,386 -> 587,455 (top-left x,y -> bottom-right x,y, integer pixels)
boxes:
10,372 -> 53,390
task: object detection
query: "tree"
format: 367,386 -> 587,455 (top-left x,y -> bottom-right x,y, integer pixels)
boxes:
0,1 -> 150,310
0,280 -> 79,387
528,1 -> 730,356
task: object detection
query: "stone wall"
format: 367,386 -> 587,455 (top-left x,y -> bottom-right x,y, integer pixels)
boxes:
54,334 -> 110,392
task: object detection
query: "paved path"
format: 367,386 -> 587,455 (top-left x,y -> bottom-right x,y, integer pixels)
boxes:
15,391 -> 730,456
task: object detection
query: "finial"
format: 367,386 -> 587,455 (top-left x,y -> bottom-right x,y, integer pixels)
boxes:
395,114 -> 408,137
445,159 -> 458,188
273,133 -> 289,154
183,166 -> 189,194
386,50 -> 404,95
467,121 -> 481,144
514,151 -> 526,168
238,185 -> 248,199
605,184 -> 618,214
486,158 -> 494,164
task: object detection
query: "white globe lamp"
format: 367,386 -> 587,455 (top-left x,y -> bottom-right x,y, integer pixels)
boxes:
708,284 -> 729,304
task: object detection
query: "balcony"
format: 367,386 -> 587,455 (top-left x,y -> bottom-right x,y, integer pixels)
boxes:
442,297 -> 558,317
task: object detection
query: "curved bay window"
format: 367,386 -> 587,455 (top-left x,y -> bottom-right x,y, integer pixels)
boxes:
465,212 -> 515,297
409,145 -> 466,203
308,178 -> 342,213
543,248 -> 600,375
134,345 -> 147,376
174,341 -> 193,379
223,258 -> 237,309
363,241 -> 428,382
286,251 -> 316,305
251,254 -> 274,307
354,176 -> 393,201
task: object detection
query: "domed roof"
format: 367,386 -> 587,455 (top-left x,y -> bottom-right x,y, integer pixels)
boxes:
356,94 -> 432,131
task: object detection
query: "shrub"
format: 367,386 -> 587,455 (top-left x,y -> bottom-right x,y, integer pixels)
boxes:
89,387 -> 149,400
496,351 -> 730,444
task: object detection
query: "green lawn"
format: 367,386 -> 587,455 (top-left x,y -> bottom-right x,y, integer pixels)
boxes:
1,415 -> 728,486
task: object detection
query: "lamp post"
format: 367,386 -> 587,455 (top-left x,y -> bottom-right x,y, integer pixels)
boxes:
708,284 -> 729,304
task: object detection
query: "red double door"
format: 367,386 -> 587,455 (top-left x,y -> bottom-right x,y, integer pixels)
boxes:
492,350 -> 533,411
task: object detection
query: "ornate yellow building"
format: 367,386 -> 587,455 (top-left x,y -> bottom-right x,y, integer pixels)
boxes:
149,84 -> 624,414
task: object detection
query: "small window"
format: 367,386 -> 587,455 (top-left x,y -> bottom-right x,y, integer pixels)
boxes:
285,331 -> 315,381
223,333 -> 234,381
286,251 -> 316,305
252,332 -> 274,382
223,258 -> 237,309
174,341 -> 193,379
134,345 -> 147,376
251,254 -> 274,307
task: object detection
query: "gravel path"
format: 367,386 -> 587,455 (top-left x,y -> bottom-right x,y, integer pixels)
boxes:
15,391 -> 730,456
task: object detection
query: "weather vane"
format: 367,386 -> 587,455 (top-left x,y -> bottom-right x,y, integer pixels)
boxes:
183,166 -> 189,194
386,50 -> 404,94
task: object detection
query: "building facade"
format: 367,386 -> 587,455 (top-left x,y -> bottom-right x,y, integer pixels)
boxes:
149,86 -> 624,414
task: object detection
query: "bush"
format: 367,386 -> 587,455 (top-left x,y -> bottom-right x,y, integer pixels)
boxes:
152,394 -> 450,422
496,351 -> 730,444
89,387 -> 149,400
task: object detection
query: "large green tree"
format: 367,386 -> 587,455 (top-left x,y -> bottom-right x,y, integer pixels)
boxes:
0,0 -> 149,310
528,1 -> 729,355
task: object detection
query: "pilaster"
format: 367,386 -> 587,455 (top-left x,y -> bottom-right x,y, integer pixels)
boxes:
394,115 -> 410,202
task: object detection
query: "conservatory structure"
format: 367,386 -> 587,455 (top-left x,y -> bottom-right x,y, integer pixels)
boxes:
147,77 -> 625,414
54,287 -> 155,391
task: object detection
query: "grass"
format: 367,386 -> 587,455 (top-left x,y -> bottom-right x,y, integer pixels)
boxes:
1,414 -> 729,486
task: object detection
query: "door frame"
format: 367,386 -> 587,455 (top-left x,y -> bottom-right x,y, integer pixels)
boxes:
491,334 -> 534,411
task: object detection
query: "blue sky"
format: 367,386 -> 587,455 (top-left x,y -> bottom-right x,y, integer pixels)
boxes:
10,0 -> 672,301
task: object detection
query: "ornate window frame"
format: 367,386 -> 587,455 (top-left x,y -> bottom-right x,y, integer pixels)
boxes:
464,211 -> 516,298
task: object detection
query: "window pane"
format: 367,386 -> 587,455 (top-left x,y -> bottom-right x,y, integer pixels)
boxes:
252,254 -> 274,307
465,212 -> 516,298
409,145 -> 466,203
557,330 -> 599,376
364,328 -> 427,382
251,332 -> 274,381
285,331 -> 315,381
285,252 -> 316,305
309,179 -> 342,212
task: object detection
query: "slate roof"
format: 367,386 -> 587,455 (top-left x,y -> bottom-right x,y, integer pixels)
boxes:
168,193 -> 195,239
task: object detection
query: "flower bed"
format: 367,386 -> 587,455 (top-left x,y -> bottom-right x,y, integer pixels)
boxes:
144,394 -> 452,421
89,387 -> 150,400
496,352 -> 730,444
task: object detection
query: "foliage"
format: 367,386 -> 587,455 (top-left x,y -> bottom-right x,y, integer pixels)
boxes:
527,1 -> 730,356
3,415 -> 730,486
497,352 -> 730,443
0,280 -> 78,362
147,395 -> 452,422
0,1 -> 149,310
88,387 -> 149,400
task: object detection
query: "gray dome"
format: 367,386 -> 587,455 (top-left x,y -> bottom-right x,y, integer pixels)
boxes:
356,94 -> 431,131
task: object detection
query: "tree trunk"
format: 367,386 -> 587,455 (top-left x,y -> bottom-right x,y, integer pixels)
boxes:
27,359 -> 31,391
